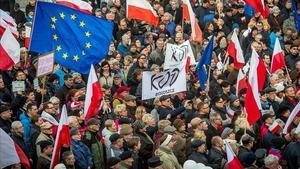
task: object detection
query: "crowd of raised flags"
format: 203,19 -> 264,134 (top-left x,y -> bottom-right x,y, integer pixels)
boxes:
0,0 -> 299,169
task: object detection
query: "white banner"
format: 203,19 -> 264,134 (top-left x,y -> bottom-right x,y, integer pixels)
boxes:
36,52 -> 55,77
164,40 -> 196,70
142,65 -> 186,100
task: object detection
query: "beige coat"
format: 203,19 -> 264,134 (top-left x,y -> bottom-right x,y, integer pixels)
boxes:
155,146 -> 182,169
35,132 -> 53,157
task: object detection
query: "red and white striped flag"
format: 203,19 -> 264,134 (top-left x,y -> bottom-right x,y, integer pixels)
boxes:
227,31 -> 245,69
0,9 -> 18,37
268,119 -> 284,134
236,69 -> 247,96
25,25 -> 31,49
0,128 -> 30,169
182,0 -> 202,43
56,0 -> 93,14
225,141 -> 244,169
270,38 -> 286,73
50,105 -> 71,169
126,0 -> 159,26
84,65 -> 103,121
0,28 -> 20,70
244,49 -> 265,125
283,102 -> 300,134
243,0 -> 269,18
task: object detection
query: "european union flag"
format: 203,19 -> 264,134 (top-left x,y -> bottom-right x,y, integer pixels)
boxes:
291,0 -> 300,32
29,1 -> 113,74
197,35 -> 214,90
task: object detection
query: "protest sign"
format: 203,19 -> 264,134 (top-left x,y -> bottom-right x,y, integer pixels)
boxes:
33,78 -> 39,90
12,81 -> 25,92
36,52 -> 55,77
164,40 -> 196,70
142,65 -> 186,100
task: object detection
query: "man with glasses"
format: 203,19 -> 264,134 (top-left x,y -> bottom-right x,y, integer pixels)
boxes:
205,113 -> 222,149
0,104 -> 13,133
41,102 -> 59,126
36,122 -> 54,157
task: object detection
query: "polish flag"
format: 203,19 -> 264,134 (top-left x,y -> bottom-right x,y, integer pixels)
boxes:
236,69 -> 247,96
225,141 -> 244,169
270,38 -> 286,73
0,9 -> 18,37
243,0 -> 269,18
25,26 -> 31,49
84,65 -> 103,121
126,0 -> 159,26
56,0 -> 93,14
268,119 -> 284,134
283,102 -> 300,134
0,28 -> 20,70
227,31 -> 245,69
0,128 -> 30,169
50,105 -> 71,169
182,0 -> 202,43
244,49 -> 264,125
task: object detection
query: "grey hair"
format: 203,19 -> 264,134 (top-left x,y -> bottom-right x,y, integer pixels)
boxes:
11,121 -> 22,130
264,155 -> 279,166
49,96 -> 60,103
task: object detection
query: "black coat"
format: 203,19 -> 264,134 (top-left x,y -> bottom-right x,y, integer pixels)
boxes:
205,124 -> 221,149
135,131 -> 154,169
283,141 -> 300,169
189,151 -> 217,168
0,117 -> 11,134
36,155 -> 51,169
157,106 -> 185,121
208,147 -> 226,169
55,84 -> 72,106
11,132 -> 30,158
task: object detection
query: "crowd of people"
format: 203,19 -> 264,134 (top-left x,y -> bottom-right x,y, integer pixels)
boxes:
0,0 -> 300,168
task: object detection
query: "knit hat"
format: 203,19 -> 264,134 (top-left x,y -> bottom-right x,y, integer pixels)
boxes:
221,127 -> 234,139
0,104 -> 11,114
116,86 -> 130,94
173,119 -> 185,130
70,128 -> 80,136
191,140 -> 206,149
87,118 -> 100,126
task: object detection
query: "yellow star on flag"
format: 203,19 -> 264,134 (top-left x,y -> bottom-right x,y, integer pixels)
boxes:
85,31 -> 91,37
79,21 -> 85,27
53,34 -> 58,41
62,53 -> 68,59
86,42 -> 92,48
56,45 -> 62,51
51,17 -> 57,23
71,14 -> 76,20
73,55 -> 79,61
51,24 -> 56,29
60,12 -> 65,19
82,50 -> 86,56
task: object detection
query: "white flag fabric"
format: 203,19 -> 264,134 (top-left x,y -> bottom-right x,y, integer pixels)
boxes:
142,65 -> 186,100
0,128 -> 20,168
164,40 -> 196,70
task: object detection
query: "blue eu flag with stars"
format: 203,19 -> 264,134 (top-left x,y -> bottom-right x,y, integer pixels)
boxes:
29,1 -> 114,74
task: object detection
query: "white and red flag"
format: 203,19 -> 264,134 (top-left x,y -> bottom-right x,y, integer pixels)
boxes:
25,25 -> 31,49
268,119 -> 284,134
244,49 -> 265,125
236,69 -> 247,96
0,128 -> 30,169
283,102 -> 300,134
50,105 -> 71,169
182,0 -> 202,43
84,65 -> 103,121
0,28 -> 20,70
126,0 -> 159,26
225,141 -> 244,169
243,0 -> 269,18
227,31 -> 245,69
56,0 -> 93,14
0,9 -> 18,37
270,38 -> 286,73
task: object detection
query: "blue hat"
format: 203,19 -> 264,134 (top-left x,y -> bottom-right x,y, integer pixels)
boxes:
232,23 -> 239,29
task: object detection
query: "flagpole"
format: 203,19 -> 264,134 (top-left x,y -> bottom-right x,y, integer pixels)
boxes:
41,76 -> 46,104
285,66 -> 292,84
206,65 -> 211,90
